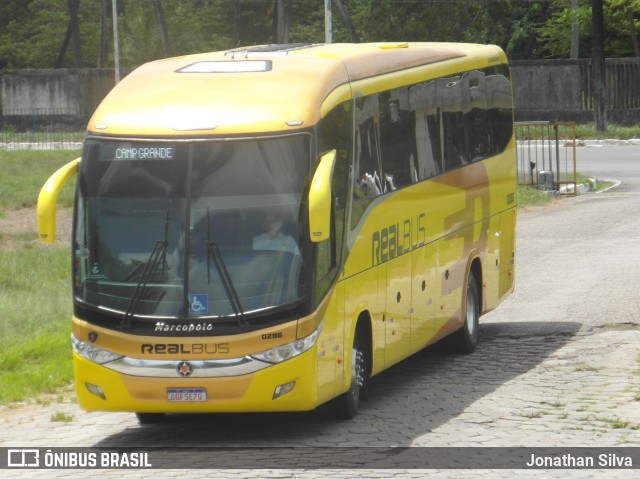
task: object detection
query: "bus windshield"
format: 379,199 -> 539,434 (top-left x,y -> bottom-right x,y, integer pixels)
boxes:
74,135 -> 311,326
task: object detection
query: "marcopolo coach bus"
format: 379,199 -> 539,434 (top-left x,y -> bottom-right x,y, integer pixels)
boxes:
37,42 -> 516,422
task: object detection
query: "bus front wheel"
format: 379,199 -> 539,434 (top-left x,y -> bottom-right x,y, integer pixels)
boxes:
332,328 -> 367,419
135,412 -> 165,425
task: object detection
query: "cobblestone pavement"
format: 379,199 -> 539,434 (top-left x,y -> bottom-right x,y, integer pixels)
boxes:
2,322 -> 638,478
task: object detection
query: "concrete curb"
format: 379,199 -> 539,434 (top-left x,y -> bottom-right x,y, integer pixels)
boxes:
577,139 -> 640,147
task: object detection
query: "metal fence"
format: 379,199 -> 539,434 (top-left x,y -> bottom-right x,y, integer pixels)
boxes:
0,108 -> 84,150
580,58 -> 640,109
515,121 -> 578,196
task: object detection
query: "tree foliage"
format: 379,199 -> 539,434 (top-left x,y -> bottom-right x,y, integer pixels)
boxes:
538,0 -> 640,58
0,0 -> 638,70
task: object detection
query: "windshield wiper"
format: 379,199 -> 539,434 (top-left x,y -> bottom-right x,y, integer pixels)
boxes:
207,209 -> 249,329
120,213 -> 169,329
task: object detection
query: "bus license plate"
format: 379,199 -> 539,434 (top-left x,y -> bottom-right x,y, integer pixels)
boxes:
167,388 -> 207,402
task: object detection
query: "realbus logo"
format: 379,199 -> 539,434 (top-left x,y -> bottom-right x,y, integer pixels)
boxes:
372,212 -> 426,266
141,343 -> 230,355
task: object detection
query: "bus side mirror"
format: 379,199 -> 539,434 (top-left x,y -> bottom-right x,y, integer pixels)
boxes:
37,157 -> 80,243
308,149 -> 336,243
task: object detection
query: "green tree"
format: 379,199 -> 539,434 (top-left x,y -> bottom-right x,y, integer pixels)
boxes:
609,0 -> 640,56
55,0 -> 83,68
3,0 -> 640,71
499,0 -> 554,59
0,0 -> 68,69
0,0 -> 106,69
118,0 -> 166,66
538,0 -> 640,58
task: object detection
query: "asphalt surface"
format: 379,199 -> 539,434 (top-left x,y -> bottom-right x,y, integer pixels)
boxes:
1,145 -> 639,479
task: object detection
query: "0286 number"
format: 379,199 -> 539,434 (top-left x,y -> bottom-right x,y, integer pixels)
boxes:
261,332 -> 283,340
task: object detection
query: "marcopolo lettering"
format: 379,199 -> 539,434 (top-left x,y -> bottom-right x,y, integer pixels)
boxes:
372,212 -> 426,266
141,343 -> 230,354
155,321 -> 214,333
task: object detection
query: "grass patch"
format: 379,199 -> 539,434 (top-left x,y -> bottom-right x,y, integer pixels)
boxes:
0,149 -> 79,213
600,417 -> 639,430
519,122 -> 640,141
542,399 -> 565,409
0,149 -> 76,404
575,123 -> 640,140
0,331 -> 73,403
521,411 -> 545,419
0,242 -> 73,404
574,363 -> 604,372
0,131 -> 83,143
516,172 -> 613,208
50,411 -> 74,423
517,186 -> 554,208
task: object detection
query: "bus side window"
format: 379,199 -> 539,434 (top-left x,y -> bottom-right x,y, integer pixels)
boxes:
410,80 -> 441,180
352,95 -> 382,229
379,87 -> 417,189
486,66 -> 513,155
462,70 -> 490,161
437,76 -> 467,172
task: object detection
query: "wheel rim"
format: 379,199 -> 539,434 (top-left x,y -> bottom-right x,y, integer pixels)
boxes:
349,347 -> 365,404
466,286 -> 477,335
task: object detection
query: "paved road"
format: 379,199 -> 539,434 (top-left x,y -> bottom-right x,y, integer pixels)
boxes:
578,144 -> 640,193
1,146 -> 639,479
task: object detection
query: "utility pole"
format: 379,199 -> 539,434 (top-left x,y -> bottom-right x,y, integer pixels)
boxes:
592,0 -> 606,132
112,0 -> 121,84
276,0 -> 288,43
325,0 -> 332,44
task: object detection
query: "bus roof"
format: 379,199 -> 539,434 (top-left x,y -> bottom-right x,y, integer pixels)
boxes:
88,42 -> 507,137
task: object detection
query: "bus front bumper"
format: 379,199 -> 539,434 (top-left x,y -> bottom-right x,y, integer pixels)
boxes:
73,350 -> 318,413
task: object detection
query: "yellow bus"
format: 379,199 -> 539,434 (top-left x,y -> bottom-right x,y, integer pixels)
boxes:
38,42 -> 516,422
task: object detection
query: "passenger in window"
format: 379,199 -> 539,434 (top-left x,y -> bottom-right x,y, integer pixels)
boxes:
358,171 -> 383,200
410,154 -> 419,183
252,213 -> 299,255
385,173 -> 397,191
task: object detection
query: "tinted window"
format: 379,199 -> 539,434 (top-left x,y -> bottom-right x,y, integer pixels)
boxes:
352,95 -> 383,229
347,65 -> 513,230
379,87 -> 417,189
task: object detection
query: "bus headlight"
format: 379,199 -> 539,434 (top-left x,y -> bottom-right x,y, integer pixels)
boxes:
72,334 -> 123,365
251,323 -> 322,364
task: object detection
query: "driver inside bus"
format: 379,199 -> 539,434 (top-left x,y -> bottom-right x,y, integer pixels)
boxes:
252,212 -> 299,255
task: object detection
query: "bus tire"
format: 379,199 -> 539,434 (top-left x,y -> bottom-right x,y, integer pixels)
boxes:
135,412 -> 165,425
451,273 -> 480,354
332,327 -> 367,419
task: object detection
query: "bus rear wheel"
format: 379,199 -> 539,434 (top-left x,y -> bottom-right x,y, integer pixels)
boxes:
451,274 -> 480,354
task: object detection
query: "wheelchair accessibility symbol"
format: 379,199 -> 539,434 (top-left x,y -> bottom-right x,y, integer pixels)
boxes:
189,294 -> 209,314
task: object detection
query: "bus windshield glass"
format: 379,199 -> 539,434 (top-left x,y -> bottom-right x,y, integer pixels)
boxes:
74,135 -> 311,324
